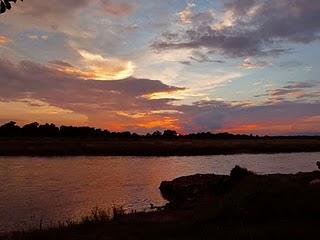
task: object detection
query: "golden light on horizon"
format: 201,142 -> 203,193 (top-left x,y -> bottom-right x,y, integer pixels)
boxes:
137,116 -> 180,130
0,99 -> 88,126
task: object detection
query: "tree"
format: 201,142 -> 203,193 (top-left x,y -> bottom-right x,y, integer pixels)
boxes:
1,0 -> 23,14
22,122 -> 39,136
152,130 -> 162,138
163,130 -> 178,138
0,121 -> 20,136
38,123 -> 59,137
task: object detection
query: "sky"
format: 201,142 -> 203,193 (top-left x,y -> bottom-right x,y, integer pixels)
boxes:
0,0 -> 319,135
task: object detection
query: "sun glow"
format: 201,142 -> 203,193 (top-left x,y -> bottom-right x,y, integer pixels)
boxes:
78,50 -> 135,80
137,117 -> 180,130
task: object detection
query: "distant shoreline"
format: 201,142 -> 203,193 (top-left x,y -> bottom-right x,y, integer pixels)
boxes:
1,138 -> 320,156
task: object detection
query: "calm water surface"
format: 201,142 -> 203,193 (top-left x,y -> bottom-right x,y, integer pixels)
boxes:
1,152 -> 320,233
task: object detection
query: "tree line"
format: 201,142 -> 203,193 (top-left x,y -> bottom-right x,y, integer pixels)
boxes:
0,121 -> 183,138
0,121 -> 318,139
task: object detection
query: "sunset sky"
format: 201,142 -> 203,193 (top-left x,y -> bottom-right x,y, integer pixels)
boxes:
0,0 -> 319,135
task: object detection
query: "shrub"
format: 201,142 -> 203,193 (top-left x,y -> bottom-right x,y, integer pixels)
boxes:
230,166 -> 254,180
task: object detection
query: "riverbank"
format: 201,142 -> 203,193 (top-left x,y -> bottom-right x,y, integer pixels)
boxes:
1,138 -> 320,156
2,165 -> 320,240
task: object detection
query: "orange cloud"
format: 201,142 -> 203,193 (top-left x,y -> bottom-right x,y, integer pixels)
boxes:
143,90 -> 186,101
222,124 -> 259,133
137,117 -> 180,130
0,99 -> 88,126
78,50 -> 135,80
0,35 -> 9,45
1,58 -> 319,135
90,114 -> 181,133
103,1 -> 135,16
220,123 -> 294,135
49,50 -> 135,80
220,116 -> 320,135
291,115 -> 320,133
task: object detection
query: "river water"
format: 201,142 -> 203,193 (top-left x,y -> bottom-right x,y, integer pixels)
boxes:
1,152 -> 320,233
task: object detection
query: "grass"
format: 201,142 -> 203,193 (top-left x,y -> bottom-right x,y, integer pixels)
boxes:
81,205 -> 126,224
2,206 -> 127,240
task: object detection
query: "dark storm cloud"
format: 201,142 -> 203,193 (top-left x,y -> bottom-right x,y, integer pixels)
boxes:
153,0 -> 320,58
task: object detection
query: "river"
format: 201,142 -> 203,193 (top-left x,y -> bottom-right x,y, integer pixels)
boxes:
1,152 -> 320,233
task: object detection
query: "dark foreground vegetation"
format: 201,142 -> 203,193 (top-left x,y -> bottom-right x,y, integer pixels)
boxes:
2,165 -> 320,240
0,121 -> 320,156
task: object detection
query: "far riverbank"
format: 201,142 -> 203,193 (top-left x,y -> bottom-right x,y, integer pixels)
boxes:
1,138 -> 320,156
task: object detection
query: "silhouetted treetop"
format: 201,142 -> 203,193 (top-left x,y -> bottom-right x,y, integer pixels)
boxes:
1,0 -> 23,14
0,121 -> 319,140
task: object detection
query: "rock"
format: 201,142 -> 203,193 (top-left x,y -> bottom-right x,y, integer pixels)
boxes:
159,166 -> 256,205
159,173 -> 234,205
160,174 -> 223,202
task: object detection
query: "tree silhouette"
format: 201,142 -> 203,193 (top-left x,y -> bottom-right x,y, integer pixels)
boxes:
0,121 -> 20,136
0,0 -> 23,14
1,121 -> 316,140
163,130 -> 178,138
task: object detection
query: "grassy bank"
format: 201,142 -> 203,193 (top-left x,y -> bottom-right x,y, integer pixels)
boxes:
1,138 -> 320,156
2,166 -> 320,240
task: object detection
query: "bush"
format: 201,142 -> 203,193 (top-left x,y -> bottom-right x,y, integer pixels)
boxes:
230,166 -> 254,180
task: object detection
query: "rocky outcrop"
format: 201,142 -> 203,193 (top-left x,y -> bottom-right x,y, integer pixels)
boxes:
159,165 -> 320,209
160,174 -> 230,203
160,166 -> 255,205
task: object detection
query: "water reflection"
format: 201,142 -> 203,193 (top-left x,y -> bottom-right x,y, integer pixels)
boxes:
0,152 -> 320,232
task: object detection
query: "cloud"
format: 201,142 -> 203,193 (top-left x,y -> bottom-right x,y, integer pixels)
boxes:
28,34 -> 49,41
46,50 -> 135,81
240,57 -> 268,69
190,50 -> 225,64
255,80 -> 320,103
0,35 -> 9,45
178,100 -> 320,135
102,0 -> 136,16
15,0 -> 136,19
0,58 -> 319,134
283,81 -> 320,90
77,50 -> 135,80
153,0 -> 320,58
0,0 -> 136,35
0,58 -> 183,130
14,0 -> 90,18
178,2 -> 195,24
0,99 -> 88,127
